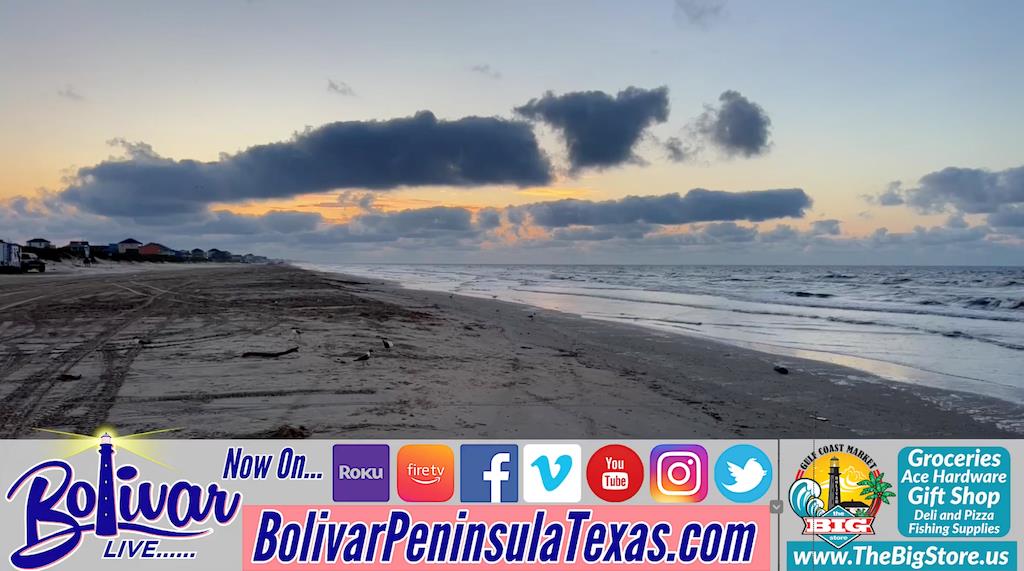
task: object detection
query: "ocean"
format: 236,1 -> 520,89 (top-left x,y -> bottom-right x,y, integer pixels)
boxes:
305,264 -> 1024,405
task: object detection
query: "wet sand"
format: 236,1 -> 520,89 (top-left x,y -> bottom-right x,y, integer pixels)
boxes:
0,264 -> 1019,438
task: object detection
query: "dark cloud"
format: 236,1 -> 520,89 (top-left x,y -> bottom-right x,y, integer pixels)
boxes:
673,0 -> 726,28
61,111 -> 552,219
697,90 -> 772,157
945,213 -> 968,229
514,86 -> 670,172
865,181 -> 906,206
57,85 -> 85,102
522,188 -> 811,228
988,205 -> 1024,228
700,221 -> 757,242
760,224 -> 800,243
664,137 -> 690,162
550,223 -> 654,242
902,165 -> 1024,214
183,210 -> 323,236
7,189 -> 1021,265
316,206 -> 482,244
866,225 -> 993,247
477,208 -> 502,229
327,79 -> 355,96
469,64 -> 501,79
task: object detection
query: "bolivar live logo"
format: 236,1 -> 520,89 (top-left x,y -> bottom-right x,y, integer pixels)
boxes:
788,445 -> 893,549
5,433 -> 241,569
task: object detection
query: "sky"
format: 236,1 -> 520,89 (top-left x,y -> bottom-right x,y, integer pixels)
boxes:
2,0 -> 1023,264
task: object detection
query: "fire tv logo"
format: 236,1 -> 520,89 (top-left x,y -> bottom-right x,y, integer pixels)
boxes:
397,444 -> 454,502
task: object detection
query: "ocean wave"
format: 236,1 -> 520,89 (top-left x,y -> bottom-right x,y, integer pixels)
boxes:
512,287 -> 1024,352
962,297 -> 1024,310
786,291 -> 835,299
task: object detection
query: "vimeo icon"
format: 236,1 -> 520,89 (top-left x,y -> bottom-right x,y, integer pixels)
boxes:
523,444 -> 581,503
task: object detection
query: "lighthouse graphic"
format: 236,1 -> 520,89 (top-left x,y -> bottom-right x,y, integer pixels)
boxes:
96,433 -> 117,537
827,456 -> 841,510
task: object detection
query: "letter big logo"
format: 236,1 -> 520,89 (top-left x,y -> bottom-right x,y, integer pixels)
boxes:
650,444 -> 708,502
332,444 -> 390,502
789,447 -> 885,549
460,445 -> 518,503
522,444 -> 581,503
586,444 -> 644,502
397,444 -> 454,502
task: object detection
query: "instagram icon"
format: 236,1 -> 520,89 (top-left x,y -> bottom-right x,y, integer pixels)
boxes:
650,444 -> 708,502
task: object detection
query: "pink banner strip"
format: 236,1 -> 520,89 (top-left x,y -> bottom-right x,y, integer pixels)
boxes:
242,504 -> 769,569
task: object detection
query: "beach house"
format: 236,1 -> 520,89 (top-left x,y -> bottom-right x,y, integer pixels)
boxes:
26,238 -> 52,249
207,248 -> 232,262
140,242 -> 174,257
68,240 -> 91,257
117,238 -> 143,254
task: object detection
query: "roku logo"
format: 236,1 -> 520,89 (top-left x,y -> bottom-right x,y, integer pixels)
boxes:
337,465 -> 385,480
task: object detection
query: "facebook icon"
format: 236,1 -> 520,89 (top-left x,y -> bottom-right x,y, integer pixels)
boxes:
460,445 -> 518,503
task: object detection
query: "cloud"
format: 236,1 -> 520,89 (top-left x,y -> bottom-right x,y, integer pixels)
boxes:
521,188 -> 811,228
327,79 -> 355,96
336,190 -> 377,211
811,219 -> 841,235
902,165 -> 1024,214
469,64 -> 501,79
699,221 -> 757,242
865,181 -> 906,206
550,223 -> 654,242
314,206 -> 486,245
870,164 -> 1024,232
514,86 -> 670,172
7,186 -> 1022,265
61,111 -> 552,219
477,208 -> 502,229
945,213 -> 968,229
696,90 -> 772,157
57,85 -> 85,102
673,0 -> 726,28
988,205 -> 1024,228
760,224 -> 800,243
183,210 -> 324,235
664,137 -> 692,162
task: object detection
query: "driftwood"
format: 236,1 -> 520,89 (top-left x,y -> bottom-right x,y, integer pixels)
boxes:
241,346 -> 299,359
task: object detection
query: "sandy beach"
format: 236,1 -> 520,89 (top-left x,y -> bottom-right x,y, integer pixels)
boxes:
0,263 -> 1020,439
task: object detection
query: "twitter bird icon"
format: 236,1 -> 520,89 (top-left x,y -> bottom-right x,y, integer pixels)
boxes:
714,445 -> 773,503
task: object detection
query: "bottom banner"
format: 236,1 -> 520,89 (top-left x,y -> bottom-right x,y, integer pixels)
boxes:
242,505 -> 770,569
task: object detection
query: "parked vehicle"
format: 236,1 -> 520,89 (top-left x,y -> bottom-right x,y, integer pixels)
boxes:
20,252 -> 45,273
0,241 -> 21,273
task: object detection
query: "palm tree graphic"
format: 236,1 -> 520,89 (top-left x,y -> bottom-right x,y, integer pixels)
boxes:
857,471 -> 895,517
